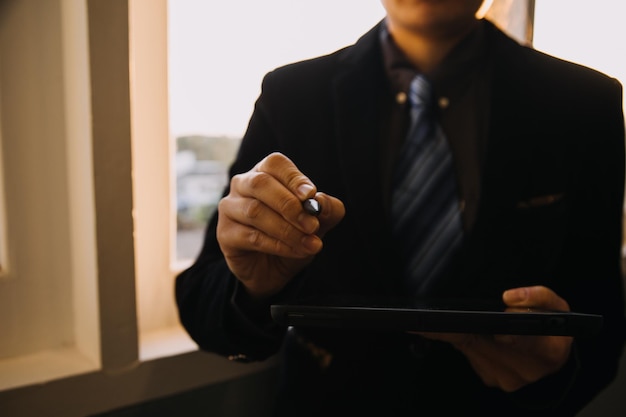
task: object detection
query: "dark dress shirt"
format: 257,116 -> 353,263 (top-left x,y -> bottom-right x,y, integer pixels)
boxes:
379,21 -> 490,231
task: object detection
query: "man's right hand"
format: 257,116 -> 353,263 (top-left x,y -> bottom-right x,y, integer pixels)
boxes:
216,152 -> 345,299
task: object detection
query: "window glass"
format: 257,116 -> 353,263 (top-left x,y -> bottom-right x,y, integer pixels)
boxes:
533,0 -> 626,105
168,0 -> 386,261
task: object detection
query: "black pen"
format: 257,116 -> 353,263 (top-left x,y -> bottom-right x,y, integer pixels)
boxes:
302,198 -> 321,216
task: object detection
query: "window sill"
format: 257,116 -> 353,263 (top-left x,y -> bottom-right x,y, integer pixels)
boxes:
0,347 -> 99,391
139,324 -> 198,361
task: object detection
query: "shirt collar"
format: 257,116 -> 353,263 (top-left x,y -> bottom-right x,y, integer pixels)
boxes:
380,19 -> 489,109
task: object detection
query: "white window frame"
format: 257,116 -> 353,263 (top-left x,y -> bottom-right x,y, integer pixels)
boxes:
0,0 -> 101,390
0,84 -> 9,278
0,1 -> 270,416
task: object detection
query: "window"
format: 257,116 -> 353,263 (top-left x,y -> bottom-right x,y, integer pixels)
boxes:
533,0 -> 626,253
0,0 -> 538,391
0,0 -> 266,401
168,0 -> 387,264
168,0 -> 535,265
152,0 -> 534,356
533,1 -> 626,110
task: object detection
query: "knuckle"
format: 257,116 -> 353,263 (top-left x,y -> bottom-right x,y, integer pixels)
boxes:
286,174 -> 307,190
286,171 -> 314,196
277,195 -> 298,215
217,195 -> 229,212
215,222 -> 227,242
243,198 -> 263,219
270,238 -> 285,255
278,221 -> 294,241
230,172 -> 243,183
246,228 -> 262,248
248,171 -> 273,190
262,153 -> 310,191
229,172 -> 246,191
264,152 -> 285,167
246,228 -> 285,255
258,152 -> 288,174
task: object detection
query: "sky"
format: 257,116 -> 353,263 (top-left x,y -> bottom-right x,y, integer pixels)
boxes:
168,0 -> 626,139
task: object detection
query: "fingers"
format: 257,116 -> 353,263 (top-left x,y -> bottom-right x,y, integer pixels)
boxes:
254,151 -> 318,200
503,285 -> 570,311
310,192 -> 346,237
217,195 -> 322,258
417,332 -> 526,390
459,337 -> 524,391
438,332 -> 572,392
226,173 -> 319,235
239,154 -> 318,233
217,152 -> 344,259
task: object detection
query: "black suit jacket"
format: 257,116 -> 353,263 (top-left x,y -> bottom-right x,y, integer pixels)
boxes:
176,20 -> 626,416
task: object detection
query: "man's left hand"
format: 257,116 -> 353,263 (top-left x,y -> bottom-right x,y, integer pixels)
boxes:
417,285 -> 573,392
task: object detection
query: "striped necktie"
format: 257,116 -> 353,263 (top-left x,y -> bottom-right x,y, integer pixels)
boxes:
391,74 -> 463,295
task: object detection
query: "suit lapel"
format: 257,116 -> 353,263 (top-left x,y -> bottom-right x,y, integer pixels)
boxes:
333,70 -> 385,213
329,23 -> 397,284
477,35 -> 541,193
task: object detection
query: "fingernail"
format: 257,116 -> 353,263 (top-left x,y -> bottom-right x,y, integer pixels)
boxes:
297,184 -> 315,199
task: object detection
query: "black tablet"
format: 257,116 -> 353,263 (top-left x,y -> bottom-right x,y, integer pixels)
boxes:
270,295 -> 603,337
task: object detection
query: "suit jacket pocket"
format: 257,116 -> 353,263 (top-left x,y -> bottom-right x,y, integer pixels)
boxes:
515,192 -> 565,210
494,192 -> 569,282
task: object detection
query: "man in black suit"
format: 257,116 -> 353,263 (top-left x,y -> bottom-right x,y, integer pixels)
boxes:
176,1 -> 626,415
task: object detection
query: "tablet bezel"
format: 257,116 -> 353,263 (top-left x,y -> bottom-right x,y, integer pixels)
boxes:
270,295 -> 603,337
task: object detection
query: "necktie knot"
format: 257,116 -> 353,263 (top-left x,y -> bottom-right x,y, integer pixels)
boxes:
408,75 -> 432,110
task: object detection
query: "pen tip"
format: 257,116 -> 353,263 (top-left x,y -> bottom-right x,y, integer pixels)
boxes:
302,198 -> 321,216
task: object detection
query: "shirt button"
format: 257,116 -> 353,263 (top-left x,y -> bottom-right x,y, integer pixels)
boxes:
438,96 -> 450,109
396,91 -> 407,104
227,353 -> 251,363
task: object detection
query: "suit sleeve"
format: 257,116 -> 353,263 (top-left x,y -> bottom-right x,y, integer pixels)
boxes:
516,75 -> 626,414
559,76 -> 626,413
